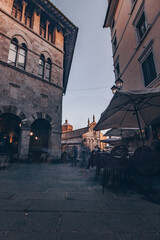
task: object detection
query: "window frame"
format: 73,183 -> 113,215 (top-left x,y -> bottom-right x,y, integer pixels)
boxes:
7,38 -> 18,66
136,12 -> 147,41
141,52 -> 157,87
133,2 -> 148,43
138,40 -> 157,87
45,58 -> 51,81
8,38 -> 27,70
38,54 -> 45,79
17,43 -> 27,70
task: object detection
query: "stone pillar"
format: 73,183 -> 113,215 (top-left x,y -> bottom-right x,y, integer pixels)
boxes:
18,126 -> 30,162
46,20 -> 50,40
32,9 -> 41,34
53,28 -> 64,51
21,1 -> 27,24
48,130 -> 61,162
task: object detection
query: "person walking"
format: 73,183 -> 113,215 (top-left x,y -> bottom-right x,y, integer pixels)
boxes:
70,146 -> 77,166
73,146 -> 77,166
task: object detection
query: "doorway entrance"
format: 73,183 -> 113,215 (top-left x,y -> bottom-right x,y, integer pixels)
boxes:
29,119 -> 51,162
0,113 -> 21,161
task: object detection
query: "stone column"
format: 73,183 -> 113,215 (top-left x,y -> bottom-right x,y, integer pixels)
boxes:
53,28 -> 64,51
32,9 -> 41,34
21,1 -> 27,24
48,130 -> 61,163
46,20 -> 50,40
18,126 -> 30,162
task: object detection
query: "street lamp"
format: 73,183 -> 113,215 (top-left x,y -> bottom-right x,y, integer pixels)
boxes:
111,78 -> 123,94
115,77 -> 123,89
111,85 -> 118,94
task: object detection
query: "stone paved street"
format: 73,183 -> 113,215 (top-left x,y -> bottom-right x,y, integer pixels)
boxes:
0,163 -> 160,240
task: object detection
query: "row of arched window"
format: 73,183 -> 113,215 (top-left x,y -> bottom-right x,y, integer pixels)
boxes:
7,38 -> 51,81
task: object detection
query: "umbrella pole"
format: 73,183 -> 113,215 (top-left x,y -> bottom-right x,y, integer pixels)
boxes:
134,103 -> 144,146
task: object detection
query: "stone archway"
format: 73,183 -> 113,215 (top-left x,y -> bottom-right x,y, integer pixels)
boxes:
29,113 -> 52,162
31,112 -> 53,128
0,105 -> 29,162
0,105 -> 28,128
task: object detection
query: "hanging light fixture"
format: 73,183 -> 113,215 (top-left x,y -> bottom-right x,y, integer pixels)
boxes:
115,77 -> 123,89
111,85 -> 118,94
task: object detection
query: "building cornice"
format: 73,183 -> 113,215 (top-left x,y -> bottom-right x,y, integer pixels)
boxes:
103,0 -> 119,28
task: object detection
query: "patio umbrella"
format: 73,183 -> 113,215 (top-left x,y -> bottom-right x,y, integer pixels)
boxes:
104,128 -> 139,138
95,88 -> 160,143
101,137 -> 122,143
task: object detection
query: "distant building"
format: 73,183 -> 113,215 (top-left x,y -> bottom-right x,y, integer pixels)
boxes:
61,116 -> 107,159
0,0 -> 78,162
104,0 -> 160,142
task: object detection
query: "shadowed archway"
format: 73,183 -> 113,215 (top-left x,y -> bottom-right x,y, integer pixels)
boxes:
29,118 -> 51,162
0,113 -> 21,161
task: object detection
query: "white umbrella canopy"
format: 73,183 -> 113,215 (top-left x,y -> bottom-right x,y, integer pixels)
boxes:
95,88 -> 160,131
104,128 -> 139,138
101,137 -> 122,143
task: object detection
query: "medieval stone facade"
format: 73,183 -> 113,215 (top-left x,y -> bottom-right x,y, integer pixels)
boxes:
0,0 -> 78,162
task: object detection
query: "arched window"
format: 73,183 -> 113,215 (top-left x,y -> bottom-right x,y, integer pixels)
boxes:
38,54 -> 45,78
8,38 -> 18,66
45,58 -> 51,81
18,43 -> 27,70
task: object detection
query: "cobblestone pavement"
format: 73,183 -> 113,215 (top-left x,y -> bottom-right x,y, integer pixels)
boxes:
0,163 -> 160,240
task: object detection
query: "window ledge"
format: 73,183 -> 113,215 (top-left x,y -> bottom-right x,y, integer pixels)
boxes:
146,75 -> 160,88
130,0 -> 138,15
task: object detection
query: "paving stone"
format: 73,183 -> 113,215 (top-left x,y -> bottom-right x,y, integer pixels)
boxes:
60,232 -> 120,240
0,164 -> 159,240
60,212 -> 155,233
2,231 -> 61,240
119,232 -> 160,240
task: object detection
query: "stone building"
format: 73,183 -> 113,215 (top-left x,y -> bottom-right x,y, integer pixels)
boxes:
104,0 -> 160,90
0,0 -> 78,162
61,116 -> 107,160
104,0 -> 160,142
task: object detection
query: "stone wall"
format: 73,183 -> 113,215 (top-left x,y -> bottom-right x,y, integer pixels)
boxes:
0,3 -> 65,161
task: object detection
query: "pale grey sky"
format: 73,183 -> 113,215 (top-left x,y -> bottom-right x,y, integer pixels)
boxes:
51,0 -> 115,129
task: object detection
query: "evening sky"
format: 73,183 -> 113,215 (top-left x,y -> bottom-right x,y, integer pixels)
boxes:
51,0 -> 115,129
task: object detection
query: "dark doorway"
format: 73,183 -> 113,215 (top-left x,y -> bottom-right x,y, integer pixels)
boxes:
0,113 -> 21,161
29,119 -> 51,162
